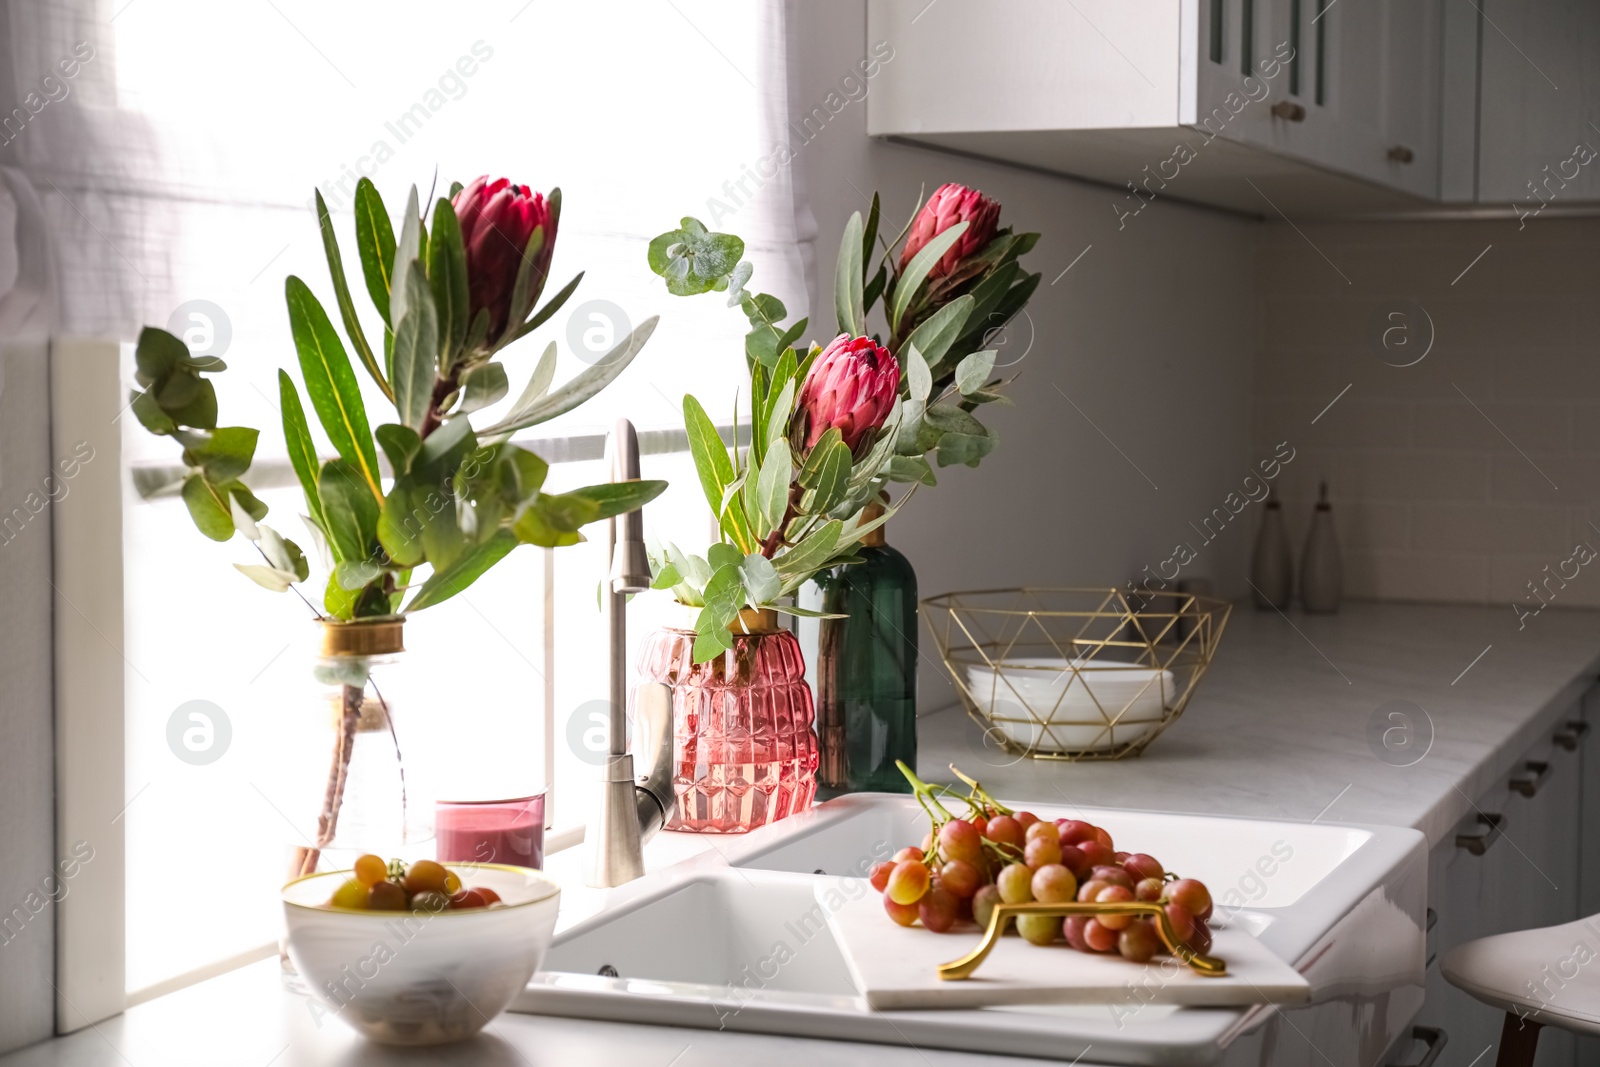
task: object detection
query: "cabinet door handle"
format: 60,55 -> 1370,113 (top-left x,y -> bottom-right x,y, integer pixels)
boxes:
1455,812 -> 1505,856
1387,145 -> 1415,163
1425,907 -> 1438,932
1555,720 -> 1590,751
1387,1026 -> 1448,1067
1509,760 -> 1551,797
1270,100 -> 1307,121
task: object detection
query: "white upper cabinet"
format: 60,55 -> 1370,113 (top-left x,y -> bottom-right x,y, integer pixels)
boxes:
1471,0 -> 1600,208
868,0 -> 1600,215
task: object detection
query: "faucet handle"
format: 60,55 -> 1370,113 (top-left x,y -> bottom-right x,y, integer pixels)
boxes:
633,682 -> 676,840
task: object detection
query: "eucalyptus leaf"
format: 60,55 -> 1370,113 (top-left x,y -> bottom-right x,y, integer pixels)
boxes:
924,404 -> 986,437
935,429 -> 998,468
739,552 -> 781,604
955,349 -> 998,395
905,343 -> 931,405
888,454 -> 937,485
181,474 -> 234,542
234,563 -> 298,593
647,218 -> 745,296
707,542 -> 743,573
230,494 -> 261,540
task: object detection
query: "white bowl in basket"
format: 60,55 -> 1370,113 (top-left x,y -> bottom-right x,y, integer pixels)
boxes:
964,656 -> 1174,753
282,863 -> 559,1045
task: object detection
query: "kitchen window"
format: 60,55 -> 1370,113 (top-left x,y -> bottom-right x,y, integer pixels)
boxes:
46,0 -> 809,1003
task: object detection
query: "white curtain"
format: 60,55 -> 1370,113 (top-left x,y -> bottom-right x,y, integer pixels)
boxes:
0,0 -> 813,1026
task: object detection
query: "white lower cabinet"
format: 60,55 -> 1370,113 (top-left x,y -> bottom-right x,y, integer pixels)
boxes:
1391,696 -> 1595,1067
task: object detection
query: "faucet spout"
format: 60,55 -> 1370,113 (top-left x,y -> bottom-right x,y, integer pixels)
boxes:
586,418 -> 676,888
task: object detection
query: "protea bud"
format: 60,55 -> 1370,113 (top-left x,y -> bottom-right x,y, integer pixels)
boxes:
791,334 -> 900,458
897,182 -> 1000,280
452,176 -> 556,347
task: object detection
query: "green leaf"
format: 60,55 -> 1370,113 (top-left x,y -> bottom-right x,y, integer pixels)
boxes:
134,327 -> 189,387
234,563 -> 298,593
888,454 -> 937,485
279,371 -> 327,531
427,196 -> 470,367
315,189 -> 390,400
498,342 -> 558,432
286,275 -> 382,500
890,220 -> 968,330
904,295 -> 975,377
684,393 -> 753,552
707,542 -> 743,573
229,483 -> 268,521
647,218 -> 745,296
924,404 -> 986,436
478,318 -> 658,437
391,261 -> 439,431
764,378 -> 796,457
377,480 -> 427,566
834,210 -> 865,336
511,504 -> 581,548
130,388 -> 175,435
740,552 -> 780,604
862,193 -> 881,265
375,423 -> 422,476
405,530 -> 519,611
184,426 -> 258,482
506,224 -> 549,337
388,185 -> 422,332
798,432 -> 850,516
510,271 -> 584,345
260,526 -> 309,580
317,459 -> 379,562
334,558 -> 382,591
773,519 -> 841,578
904,343 -> 931,405
752,438 -> 791,540
353,178 -> 397,326
692,621 -> 734,663
535,480 -> 668,531
458,363 -> 508,413
159,373 -> 218,430
323,572 -> 357,620
770,603 -> 841,620
418,485 -> 465,568
181,474 -> 234,541
955,349 -> 998,395
230,494 -> 261,539
935,429 -> 997,468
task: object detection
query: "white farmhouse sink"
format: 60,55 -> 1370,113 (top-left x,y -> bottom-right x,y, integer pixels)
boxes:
516,795 -> 1427,1066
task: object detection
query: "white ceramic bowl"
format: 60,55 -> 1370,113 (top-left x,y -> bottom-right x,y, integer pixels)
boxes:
282,863 -> 559,1045
964,656 -> 1174,753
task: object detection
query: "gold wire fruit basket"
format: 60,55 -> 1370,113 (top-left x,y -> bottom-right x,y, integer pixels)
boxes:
922,587 -> 1232,761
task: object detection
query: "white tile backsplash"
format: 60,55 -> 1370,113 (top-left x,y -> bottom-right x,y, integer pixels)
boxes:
1254,216 -> 1600,607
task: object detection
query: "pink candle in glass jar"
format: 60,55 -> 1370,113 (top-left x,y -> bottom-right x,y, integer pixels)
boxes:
434,795 -> 545,870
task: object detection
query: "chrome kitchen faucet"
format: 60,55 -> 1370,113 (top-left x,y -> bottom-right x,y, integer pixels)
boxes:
585,418 -> 676,888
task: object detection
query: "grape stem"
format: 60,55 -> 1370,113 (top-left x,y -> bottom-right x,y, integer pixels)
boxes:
947,764 -> 1013,816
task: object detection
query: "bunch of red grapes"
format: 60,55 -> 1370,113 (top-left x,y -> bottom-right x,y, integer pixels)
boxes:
869,807 -> 1214,964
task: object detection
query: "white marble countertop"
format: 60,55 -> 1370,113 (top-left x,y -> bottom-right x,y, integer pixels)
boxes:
919,600 -> 1600,849
6,601 -> 1597,1067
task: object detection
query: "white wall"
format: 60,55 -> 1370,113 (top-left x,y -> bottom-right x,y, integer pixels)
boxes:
788,1 -> 1259,709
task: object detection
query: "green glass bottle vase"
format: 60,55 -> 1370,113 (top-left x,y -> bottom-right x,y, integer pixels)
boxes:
815,504 -> 918,796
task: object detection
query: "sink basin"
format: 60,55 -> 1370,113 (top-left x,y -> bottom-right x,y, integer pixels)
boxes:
516,795 -> 1428,1066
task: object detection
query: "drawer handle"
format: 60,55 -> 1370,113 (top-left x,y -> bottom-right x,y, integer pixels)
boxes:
1555,720 -> 1590,751
1510,760 -> 1551,797
1270,100 -> 1307,121
1456,812 -> 1505,856
1387,1025 -> 1448,1067
1387,145 -> 1415,163
1425,907 -> 1438,932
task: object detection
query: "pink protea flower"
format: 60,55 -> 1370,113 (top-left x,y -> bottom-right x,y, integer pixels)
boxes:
791,334 -> 900,457
897,182 -> 1001,280
452,176 -> 556,346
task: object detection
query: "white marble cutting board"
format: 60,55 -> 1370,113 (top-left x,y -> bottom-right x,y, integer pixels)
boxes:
826,889 -> 1312,1011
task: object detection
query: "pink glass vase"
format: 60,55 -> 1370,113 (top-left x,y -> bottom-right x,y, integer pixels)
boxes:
637,611 -> 818,833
